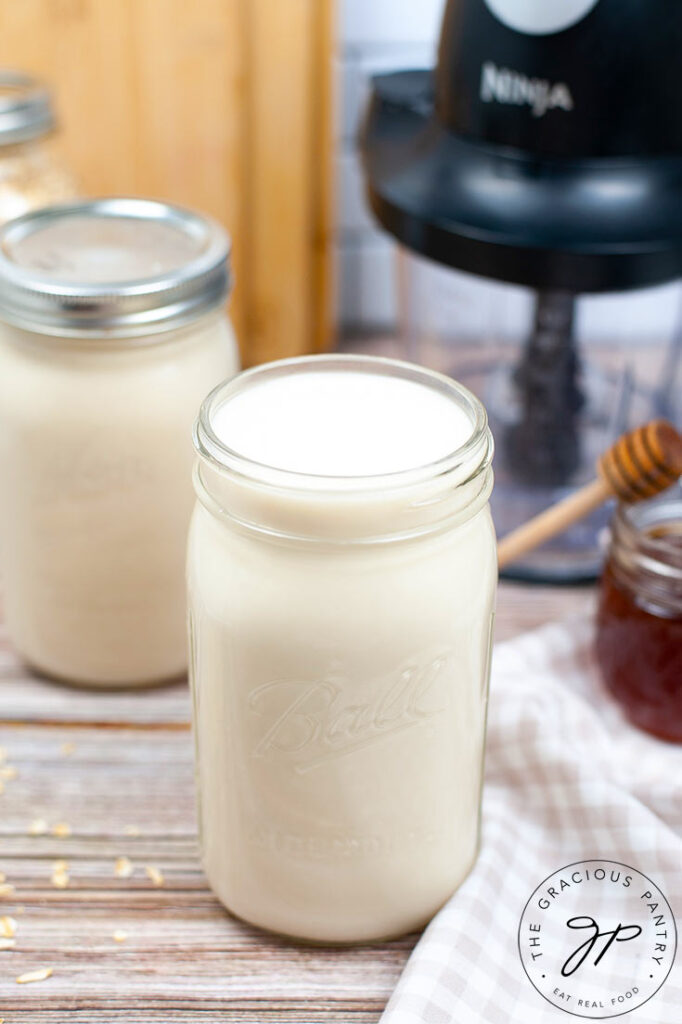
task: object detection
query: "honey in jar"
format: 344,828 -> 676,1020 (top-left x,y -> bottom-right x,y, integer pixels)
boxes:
596,495 -> 682,742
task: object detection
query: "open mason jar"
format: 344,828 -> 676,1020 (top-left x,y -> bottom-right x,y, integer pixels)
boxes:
188,354 -> 496,942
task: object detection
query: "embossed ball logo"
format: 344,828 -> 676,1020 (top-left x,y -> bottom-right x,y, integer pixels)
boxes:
518,861 -> 676,1018
485,0 -> 600,36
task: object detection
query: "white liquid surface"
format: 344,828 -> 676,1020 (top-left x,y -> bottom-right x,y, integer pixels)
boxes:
211,369 -> 474,477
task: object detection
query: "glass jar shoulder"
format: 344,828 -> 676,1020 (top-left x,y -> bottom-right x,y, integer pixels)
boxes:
187,498 -> 497,621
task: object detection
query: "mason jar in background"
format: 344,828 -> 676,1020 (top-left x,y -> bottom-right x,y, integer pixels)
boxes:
188,355 -> 497,942
0,69 -> 77,222
0,198 -> 240,687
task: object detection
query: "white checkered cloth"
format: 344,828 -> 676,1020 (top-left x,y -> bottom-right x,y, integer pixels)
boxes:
382,617 -> 682,1023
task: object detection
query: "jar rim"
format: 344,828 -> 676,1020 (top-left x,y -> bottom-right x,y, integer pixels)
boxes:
194,354 -> 493,495
611,494 -> 682,581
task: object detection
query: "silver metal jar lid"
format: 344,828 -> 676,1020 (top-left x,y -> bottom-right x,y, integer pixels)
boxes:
0,198 -> 232,338
0,70 -> 55,145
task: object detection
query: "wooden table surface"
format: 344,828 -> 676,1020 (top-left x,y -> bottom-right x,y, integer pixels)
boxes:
0,582 -> 593,1023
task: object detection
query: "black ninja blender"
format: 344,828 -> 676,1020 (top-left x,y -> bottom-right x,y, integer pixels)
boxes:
361,0 -> 682,580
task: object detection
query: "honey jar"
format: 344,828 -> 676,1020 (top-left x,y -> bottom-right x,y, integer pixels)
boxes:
596,495 -> 682,741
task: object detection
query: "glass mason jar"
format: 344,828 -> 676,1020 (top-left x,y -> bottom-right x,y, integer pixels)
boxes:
0,69 -> 77,222
0,198 -> 239,687
596,494 -> 682,741
188,355 -> 496,942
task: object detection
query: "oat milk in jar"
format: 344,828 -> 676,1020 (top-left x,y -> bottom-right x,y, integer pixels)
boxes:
0,199 -> 239,686
189,355 -> 496,942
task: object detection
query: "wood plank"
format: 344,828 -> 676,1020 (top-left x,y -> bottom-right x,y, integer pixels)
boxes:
0,726 -> 194,837
0,1014 -> 382,1023
494,581 -> 594,642
242,0 -> 315,364
5,1009 -> 382,1021
0,1010 -> 382,1023
0,907 -> 408,1004
128,0 -> 247,347
310,0 -> 336,355
0,722 -> 411,1017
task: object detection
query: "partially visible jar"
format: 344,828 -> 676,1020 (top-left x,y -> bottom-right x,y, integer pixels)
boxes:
0,198 -> 239,687
596,495 -> 682,741
0,70 -> 76,222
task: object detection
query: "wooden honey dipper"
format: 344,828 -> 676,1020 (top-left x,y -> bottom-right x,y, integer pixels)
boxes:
497,419 -> 682,570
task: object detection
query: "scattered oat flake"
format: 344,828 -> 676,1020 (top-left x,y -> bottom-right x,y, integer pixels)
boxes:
0,884 -> 15,898
60,741 -> 76,756
51,867 -> 69,889
53,859 -> 69,871
114,856 -> 133,879
0,938 -> 15,950
29,818 -> 48,836
0,765 -> 18,781
144,865 -> 164,887
112,929 -> 128,942
52,822 -> 71,838
16,966 -> 53,984
123,824 -> 140,837
0,916 -> 17,938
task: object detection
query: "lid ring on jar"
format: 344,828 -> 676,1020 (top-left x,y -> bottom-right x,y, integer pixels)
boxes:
611,496 -> 682,582
0,70 -> 55,145
0,198 -> 231,338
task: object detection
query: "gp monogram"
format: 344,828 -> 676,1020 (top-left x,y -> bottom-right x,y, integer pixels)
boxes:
519,861 -> 677,1018
249,653 -> 452,774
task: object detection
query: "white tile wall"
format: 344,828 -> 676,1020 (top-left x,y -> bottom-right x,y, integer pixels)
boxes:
336,0 -> 446,331
338,237 -> 398,327
341,0 -> 446,47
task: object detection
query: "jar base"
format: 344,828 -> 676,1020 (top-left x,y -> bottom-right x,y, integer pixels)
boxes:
202,843 -> 480,945
20,653 -> 187,691
209,889 -> 439,946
